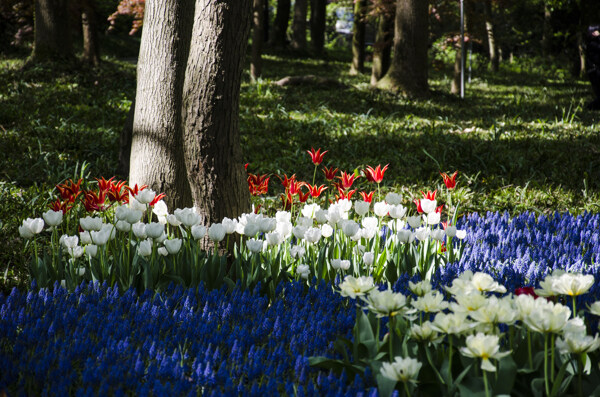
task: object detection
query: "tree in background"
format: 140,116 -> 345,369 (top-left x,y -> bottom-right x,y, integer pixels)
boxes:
377,0 -> 429,96
270,0 -> 291,48
349,0 -> 366,75
310,0 -> 326,54
129,0 -> 193,210
81,0 -> 100,65
31,0 -> 72,61
251,0 -> 265,80
181,1 -> 252,228
291,0 -> 308,51
130,0 -> 252,233
370,0 -> 395,85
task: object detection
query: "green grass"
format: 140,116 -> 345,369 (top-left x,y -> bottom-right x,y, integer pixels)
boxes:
1,47 -> 599,291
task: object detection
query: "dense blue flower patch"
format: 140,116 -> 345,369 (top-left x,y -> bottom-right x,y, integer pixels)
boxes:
0,281 -> 375,396
3,211 -> 600,395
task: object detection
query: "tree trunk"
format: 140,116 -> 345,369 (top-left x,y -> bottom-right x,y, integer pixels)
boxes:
450,42 -> 462,95
370,9 -> 394,85
376,0 -> 428,96
271,0 -> 291,48
483,0 -> 498,72
251,0 -> 265,81
542,3 -> 552,57
291,0 -> 308,51
31,0 -> 72,61
81,0 -> 100,66
181,0 -> 252,231
310,0 -> 326,54
349,0 -> 366,75
129,0 -> 194,210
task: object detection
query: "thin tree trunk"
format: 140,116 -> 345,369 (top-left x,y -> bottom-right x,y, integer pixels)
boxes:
542,3 -> 552,57
129,0 -> 194,210
181,0 -> 252,235
483,0 -> 498,72
31,0 -> 72,61
81,0 -> 100,66
310,0 -> 326,54
370,10 -> 394,85
271,0 -> 291,48
376,0 -> 428,96
349,0 -> 366,75
251,0 -> 265,81
450,42 -> 462,94
291,0 -> 308,51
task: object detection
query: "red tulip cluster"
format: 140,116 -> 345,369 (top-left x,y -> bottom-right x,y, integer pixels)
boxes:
50,177 -> 164,215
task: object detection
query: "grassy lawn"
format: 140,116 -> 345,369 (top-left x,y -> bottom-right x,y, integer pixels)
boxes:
1,47 -> 599,291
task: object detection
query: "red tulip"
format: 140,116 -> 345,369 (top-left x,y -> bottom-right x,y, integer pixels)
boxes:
338,171 -> 360,189
364,164 -> 389,184
49,198 -> 73,214
298,188 -> 310,203
515,287 -> 538,299
149,193 -> 166,206
277,173 -> 296,189
307,147 -> 328,165
336,186 -> 357,201
322,166 -> 339,181
440,171 -> 458,189
56,178 -> 83,202
83,190 -> 107,212
306,183 -> 328,198
420,190 -> 437,200
436,204 -> 444,214
360,191 -> 374,203
125,183 -> 148,198
413,198 -> 423,214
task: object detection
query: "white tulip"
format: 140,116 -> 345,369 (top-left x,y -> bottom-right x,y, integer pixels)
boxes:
79,216 -> 103,231
135,189 -> 156,204
164,238 -> 182,255
388,204 -> 407,219
158,247 -> 169,256
407,215 -> 421,229
222,217 -> 238,234
373,201 -> 389,217
132,222 -> 147,239
304,227 -> 322,243
137,239 -> 153,257
42,210 -> 63,227
385,192 -> 402,205
167,214 -> 182,227
363,251 -> 375,266
320,224 -> 333,238
145,222 -> 165,239
116,220 -> 131,232
208,223 -> 226,242
85,244 -> 98,258
191,225 -> 207,240
290,245 -> 306,259
420,199 -> 437,214
152,200 -> 168,218
79,231 -> 92,245
246,238 -> 263,253
380,357 -> 422,384
354,201 -> 370,217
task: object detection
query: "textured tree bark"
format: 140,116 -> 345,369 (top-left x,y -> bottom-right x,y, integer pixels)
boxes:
181,0 -> 252,232
483,0 -> 498,72
349,0 -> 366,75
31,0 -> 72,61
309,0 -> 326,54
271,0 -> 291,48
129,0 -> 194,210
376,0 -> 429,96
81,0 -> 100,66
370,8 -> 394,85
291,0 -> 308,51
251,0 -> 265,81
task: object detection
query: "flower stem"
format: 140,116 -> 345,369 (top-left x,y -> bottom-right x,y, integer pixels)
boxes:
483,369 -> 490,397
389,316 -> 395,362
551,333 -> 555,382
404,381 -> 412,397
527,329 -> 533,369
312,165 -> 317,187
448,335 -> 453,379
544,334 -> 550,397
572,295 -> 577,318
